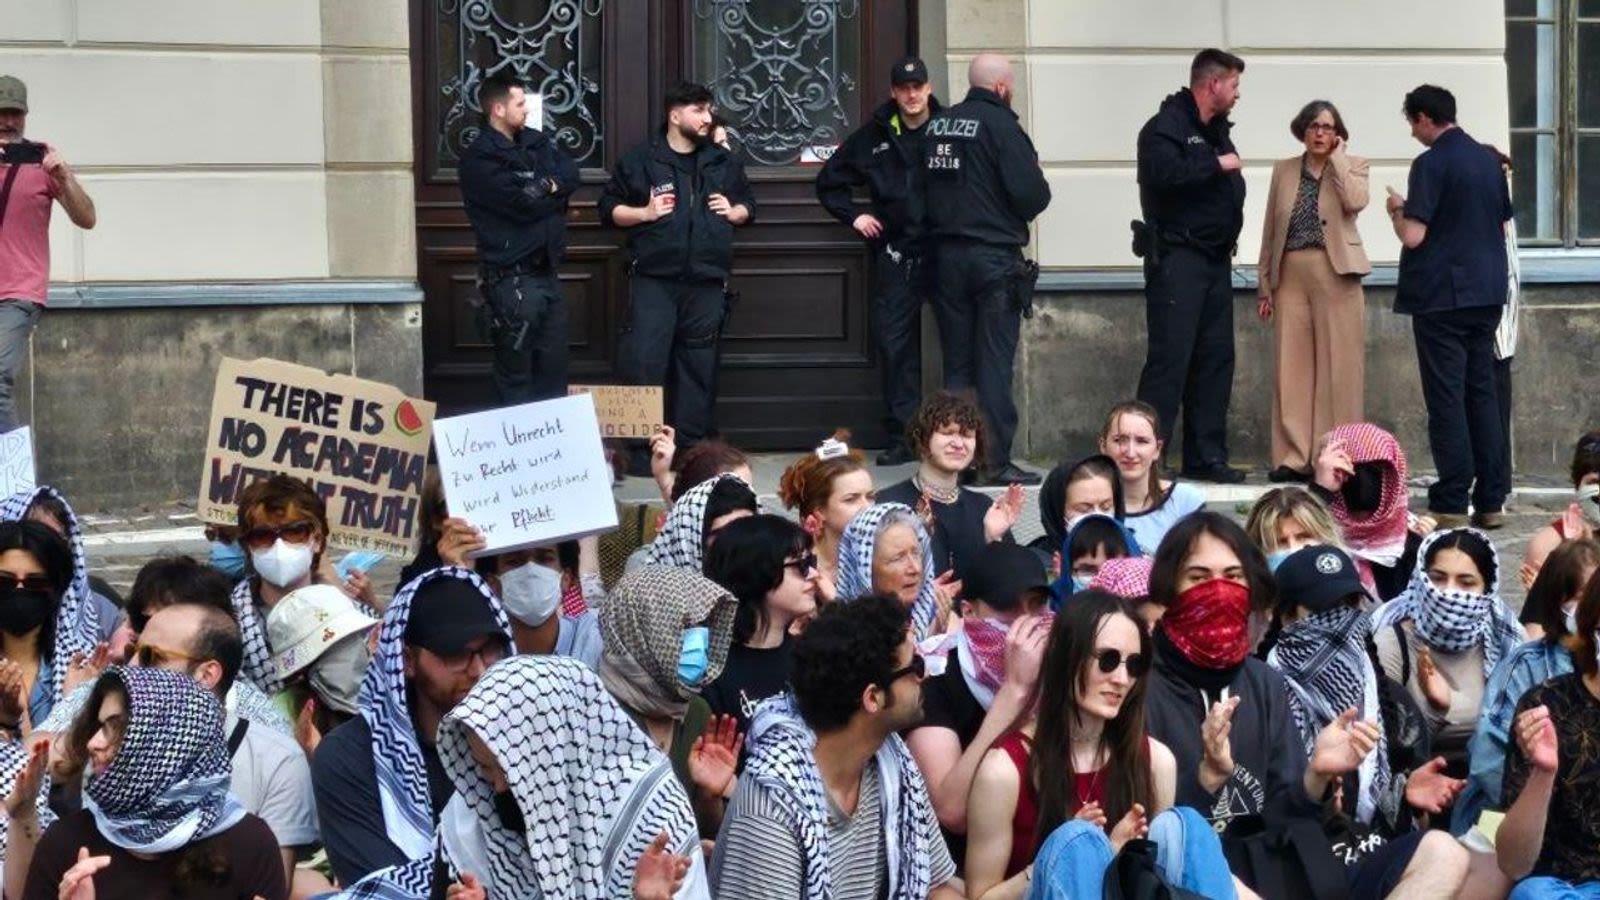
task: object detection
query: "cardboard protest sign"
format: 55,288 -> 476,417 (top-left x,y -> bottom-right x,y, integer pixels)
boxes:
197,358 -> 435,557
566,385 -> 664,439
433,393 -> 618,556
0,427 -> 36,498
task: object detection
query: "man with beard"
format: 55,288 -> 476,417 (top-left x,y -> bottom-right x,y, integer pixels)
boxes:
601,82 -> 755,451
710,593 -> 962,900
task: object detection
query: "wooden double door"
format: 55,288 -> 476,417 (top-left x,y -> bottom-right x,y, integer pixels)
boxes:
411,0 -> 917,449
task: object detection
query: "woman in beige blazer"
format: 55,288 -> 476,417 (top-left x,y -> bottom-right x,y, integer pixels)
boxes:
1258,100 -> 1372,482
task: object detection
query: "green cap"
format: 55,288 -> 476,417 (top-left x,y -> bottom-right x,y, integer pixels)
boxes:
0,77 -> 27,113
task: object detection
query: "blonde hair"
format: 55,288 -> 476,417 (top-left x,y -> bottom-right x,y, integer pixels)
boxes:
1245,487 -> 1340,554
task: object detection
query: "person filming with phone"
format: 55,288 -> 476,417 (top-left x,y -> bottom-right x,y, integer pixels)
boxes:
0,75 -> 95,434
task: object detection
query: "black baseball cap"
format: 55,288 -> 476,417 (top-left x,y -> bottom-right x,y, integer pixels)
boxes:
890,56 -> 929,86
1274,545 -> 1365,615
962,542 -> 1049,612
404,576 -> 508,657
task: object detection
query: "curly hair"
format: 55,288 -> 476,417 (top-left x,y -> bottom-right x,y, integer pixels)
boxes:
792,593 -> 909,733
906,392 -> 988,468
777,431 -> 868,517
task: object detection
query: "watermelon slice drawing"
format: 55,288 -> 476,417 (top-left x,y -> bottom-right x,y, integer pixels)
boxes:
394,399 -> 425,437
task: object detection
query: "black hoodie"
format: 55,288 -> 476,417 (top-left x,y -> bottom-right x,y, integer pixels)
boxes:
1135,88 -> 1247,254
814,96 -> 942,248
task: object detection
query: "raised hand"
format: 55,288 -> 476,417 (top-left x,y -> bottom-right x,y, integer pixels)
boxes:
931,570 -> 961,636
6,737 -> 48,828
437,517 -> 489,568
687,714 -> 743,800
63,643 -> 111,696
1313,437 -> 1355,493
1000,614 -> 1049,700
1514,705 -> 1559,773
0,658 -> 26,728
633,831 -> 692,900
1416,647 -> 1452,712
983,484 -> 1025,542
1200,696 -> 1241,791
1310,708 -> 1381,777
445,873 -> 487,900
1404,756 -> 1464,814
58,847 -> 113,900
1109,802 -> 1149,850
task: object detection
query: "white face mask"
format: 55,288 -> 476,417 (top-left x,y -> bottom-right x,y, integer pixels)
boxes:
1578,484 -> 1600,523
251,539 -> 315,588
499,561 -> 562,628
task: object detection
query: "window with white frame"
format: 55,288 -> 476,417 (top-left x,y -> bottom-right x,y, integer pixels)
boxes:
1506,0 -> 1600,245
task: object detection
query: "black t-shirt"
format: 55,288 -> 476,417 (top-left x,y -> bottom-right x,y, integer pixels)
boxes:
876,479 -> 1012,581
1503,673 -> 1600,884
919,658 -> 986,747
701,639 -> 794,740
24,810 -> 286,900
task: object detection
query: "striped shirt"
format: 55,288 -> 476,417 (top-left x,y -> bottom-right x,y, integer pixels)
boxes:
709,758 -> 957,899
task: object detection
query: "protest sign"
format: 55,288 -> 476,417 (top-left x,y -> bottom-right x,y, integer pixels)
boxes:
567,384 -> 664,439
433,393 -> 618,556
197,358 -> 435,557
0,427 -> 36,498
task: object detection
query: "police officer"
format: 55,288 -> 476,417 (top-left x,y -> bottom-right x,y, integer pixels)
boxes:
458,71 -> 580,404
1133,48 -> 1248,484
922,53 -> 1050,486
600,82 -> 755,448
815,56 -> 941,466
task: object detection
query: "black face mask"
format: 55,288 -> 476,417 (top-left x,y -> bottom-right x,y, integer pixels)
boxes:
491,789 -> 526,833
0,587 -> 52,637
1340,462 -> 1386,515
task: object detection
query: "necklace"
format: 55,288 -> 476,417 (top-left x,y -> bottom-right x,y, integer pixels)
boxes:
913,473 -> 959,505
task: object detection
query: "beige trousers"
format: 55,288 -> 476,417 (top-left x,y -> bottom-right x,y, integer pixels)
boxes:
1272,249 -> 1366,470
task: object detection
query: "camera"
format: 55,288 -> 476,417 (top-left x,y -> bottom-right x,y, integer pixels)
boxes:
0,141 -> 46,165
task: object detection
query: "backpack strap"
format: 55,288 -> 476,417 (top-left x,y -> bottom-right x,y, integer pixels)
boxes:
226,717 -> 250,756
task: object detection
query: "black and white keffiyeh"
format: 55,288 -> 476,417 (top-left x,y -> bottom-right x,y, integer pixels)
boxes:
645,473 -> 742,570
0,486 -> 100,703
436,655 -> 699,900
1268,607 -> 1391,824
835,503 -> 937,640
741,692 -> 936,900
1371,528 -> 1524,677
39,674 -> 291,738
80,666 -> 245,854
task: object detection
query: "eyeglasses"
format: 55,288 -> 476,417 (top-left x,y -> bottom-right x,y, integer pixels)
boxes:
133,642 -> 202,668
884,653 -> 926,686
0,573 -> 54,593
1093,648 -> 1149,678
427,641 -> 507,673
240,520 -> 317,550
784,553 -> 819,575
1305,122 -> 1339,135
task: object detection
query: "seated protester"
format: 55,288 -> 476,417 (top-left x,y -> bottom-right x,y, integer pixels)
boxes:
836,503 -> 946,640
231,475 -> 376,696
905,543 -> 1048,854
266,584 -> 379,752
1497,577 -> 1600,898
966,590 -> 1240,900
311,567 -> 512,888
205,524 -> 248,585
20,667 -> 286,900
1520,430 -> 1600,589
709,594 -> 961,900
1310,424 -> 1424,602
1372,528 -> 1525,776
1098,401 -> 1206,552
1245,486 -> 1342,573
1144,513 -> 1468,899
701,516 -> 819,740
1454,539 -> 1598,836
1051,513 -> 1139,606
0,487 -> 116,644
645,474 -> 758,573
431,655 -> 710,899
777,434 -> 876,603
877,391 -> 1023,583
660,437 -> 755,510
1088,556 -> 1159,633
599,565 -> 739,837
0,521 -> 93,737
1029,453 -> 1132,563
136,602 -> 326,895
480,541 -> 603,669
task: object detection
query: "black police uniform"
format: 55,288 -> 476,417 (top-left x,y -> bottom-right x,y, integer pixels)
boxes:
816,94 -> 942,451
1133,89 -> 1246,475
458,125 -> 581,404
599,130 -> 755,445
922,87 -> 1051,470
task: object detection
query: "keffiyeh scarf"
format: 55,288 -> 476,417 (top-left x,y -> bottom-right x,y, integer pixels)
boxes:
0,486 -> 99,703
599,565 -> 736,721
235,575 -> 379,696
436,655 -> 698,900
955,614 -> 1053,710
1088,556 -> 1154,600
835,504 -> 938,640
1371,529 -> 1524,678
1268,607 -> 1390,824
742,693 -> 936,900
645,473 -> 743,570
81,667 -> 245,854
1323,425 -> 1410,585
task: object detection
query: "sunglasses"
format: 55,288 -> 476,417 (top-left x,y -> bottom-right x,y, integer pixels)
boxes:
884,653 -> 927,686
133,642 -> 201,668
240,520 -> 316,550
784,553 -> 819,575
0,574 -> 54,594
1093,648 -> 1149,678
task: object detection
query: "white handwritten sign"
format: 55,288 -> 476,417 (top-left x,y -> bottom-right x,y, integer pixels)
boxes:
432,394 -> 618,556
0,428 -> 35,498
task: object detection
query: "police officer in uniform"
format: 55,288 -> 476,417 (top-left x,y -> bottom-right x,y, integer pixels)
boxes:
815,56 -> 941,465
1132,48 -> 1248,484
458,71 -> 581,404
922,53 -> 1050,486
600,82 -> 755,448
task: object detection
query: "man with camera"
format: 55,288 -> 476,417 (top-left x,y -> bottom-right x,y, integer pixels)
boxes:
0,75 -> 96,432
459,71 -> 580,405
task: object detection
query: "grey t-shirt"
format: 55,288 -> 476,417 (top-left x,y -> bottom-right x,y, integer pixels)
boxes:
1373,619 -> 1486,767
228,712 -> 320,848
709,758 -> 955,900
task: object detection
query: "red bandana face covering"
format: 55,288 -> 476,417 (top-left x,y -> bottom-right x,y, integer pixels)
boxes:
1161,578 -> 1252,669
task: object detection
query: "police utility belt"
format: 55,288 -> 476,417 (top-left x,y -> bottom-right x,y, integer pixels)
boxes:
473,255 -> 551,352
1129,220 -> 1233,264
